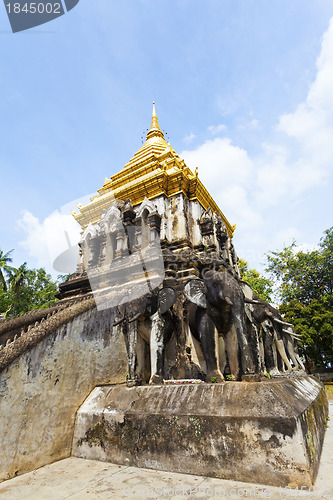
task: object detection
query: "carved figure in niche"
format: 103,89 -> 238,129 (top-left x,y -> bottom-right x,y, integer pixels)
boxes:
215,216 -> 229,261
113,286 -> 177,385
228,240 -> 241,278
184,270 -> 261,381
140,209 -> 150,249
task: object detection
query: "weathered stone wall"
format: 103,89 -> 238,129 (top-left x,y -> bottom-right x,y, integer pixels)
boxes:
0,307 -> 127,482
72,377 -> 328,488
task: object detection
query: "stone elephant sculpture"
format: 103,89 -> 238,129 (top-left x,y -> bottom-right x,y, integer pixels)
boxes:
184,269 -> 261,381
243,291 -> 305,375
113,287 -> 177,385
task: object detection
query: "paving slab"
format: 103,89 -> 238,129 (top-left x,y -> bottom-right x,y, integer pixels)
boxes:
0,403 -> 332,500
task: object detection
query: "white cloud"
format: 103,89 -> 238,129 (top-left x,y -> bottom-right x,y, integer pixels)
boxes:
278,17 -> 333,168
183,133 -> 196,144
217,95 -> 240,116
182,137 -> 253,184
18,211 -> 50,269
180,17 -> 333,270
18,209 -> 81,274
207,124 -> 226,135
238,119 -> 261,131
254,19 -> 333,206
294,243 -> 319,253
181,137 -> 260,233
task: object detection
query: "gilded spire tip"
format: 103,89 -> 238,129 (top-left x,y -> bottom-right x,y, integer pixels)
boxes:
151,101 -> 158,125
146,101 -> 165,141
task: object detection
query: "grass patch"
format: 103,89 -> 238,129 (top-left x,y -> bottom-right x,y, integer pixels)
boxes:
324,383 -> 333,399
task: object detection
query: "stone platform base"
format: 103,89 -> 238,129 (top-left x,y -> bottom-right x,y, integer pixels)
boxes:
72,376 -> 328,487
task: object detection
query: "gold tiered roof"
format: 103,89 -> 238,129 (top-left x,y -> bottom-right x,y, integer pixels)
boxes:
74,103 -> 235,237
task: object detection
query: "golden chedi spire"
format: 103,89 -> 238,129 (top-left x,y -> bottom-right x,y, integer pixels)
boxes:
146,101 -> 165,141
74,102 -> 234,237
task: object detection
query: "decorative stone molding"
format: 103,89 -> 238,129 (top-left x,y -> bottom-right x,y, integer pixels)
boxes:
136,197 -> 158,218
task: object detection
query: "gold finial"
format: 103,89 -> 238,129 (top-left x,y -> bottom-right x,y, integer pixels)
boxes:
146,101 -> 165,140
151,101 -> 160,130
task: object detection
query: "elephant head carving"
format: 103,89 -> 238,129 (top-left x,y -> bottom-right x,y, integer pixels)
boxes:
184,270 -> 260,381
244,291 -> 305,375
113,286 -> 177,386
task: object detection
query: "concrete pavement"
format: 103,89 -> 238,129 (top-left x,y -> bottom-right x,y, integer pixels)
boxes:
0,402 -> 332,500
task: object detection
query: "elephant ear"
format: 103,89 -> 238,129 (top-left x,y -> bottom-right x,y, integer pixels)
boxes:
158,287 -> 177,314
184,279 -> 208,308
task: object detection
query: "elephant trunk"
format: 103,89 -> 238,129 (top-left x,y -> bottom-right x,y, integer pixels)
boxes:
219,290 -> 233,306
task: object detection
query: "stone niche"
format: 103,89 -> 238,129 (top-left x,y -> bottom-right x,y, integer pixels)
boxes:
72,376 -> 328,488
65,194 -> 240,300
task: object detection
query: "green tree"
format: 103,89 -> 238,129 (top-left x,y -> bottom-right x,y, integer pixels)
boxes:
265,228 -> 333,304
265,227 -> 333,369
0,288 -> 12,317
8,263 -> 29,316
238,259 -> 273,302
0,249 -> 15,291
280,297 -> 333,369
6,267 -> 59,316
0,249 -> 62,317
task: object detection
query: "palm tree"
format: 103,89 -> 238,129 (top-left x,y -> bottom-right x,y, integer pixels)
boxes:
0,249 -> 15,291
9,263 -> 29,316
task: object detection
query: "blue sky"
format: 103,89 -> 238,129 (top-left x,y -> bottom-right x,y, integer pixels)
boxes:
1,0 -> 333,276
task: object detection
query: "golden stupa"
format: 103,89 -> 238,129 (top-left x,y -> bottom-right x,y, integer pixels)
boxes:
74,103 -> 234,237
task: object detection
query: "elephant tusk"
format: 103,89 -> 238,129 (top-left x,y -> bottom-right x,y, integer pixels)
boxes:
273,318 -> 285,325
244,298 -> 260,304
225,296 -> 234,306
128,312 -> 143,323
113,316 -> 125,326
273,318 -> 294,327
283,330 -> 302,338
281,327 -> 300,335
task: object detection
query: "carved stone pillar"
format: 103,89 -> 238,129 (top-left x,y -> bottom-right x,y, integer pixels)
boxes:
199,209 -> 215,251
216,219 -> 229,263
229,240 -> 241,278
135,225 -> 143,251
97,233 -> 107,267
122,199 -> 136,225
171,291 -> 188,380
115,232 -> 125,259
87,236 -> 101,268
148,212 -> 161,242
122,199 -> 137,254
76,243 -> 85,274
124,320 -> 140,387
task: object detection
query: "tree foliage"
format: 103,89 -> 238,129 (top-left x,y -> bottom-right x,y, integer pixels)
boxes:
0,250 -> 62,318
265,227 -> 333,369
0,249 -> 15,292
280,297 -> 333,370
238,258 -> 273,302
265,228 -> 333,305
